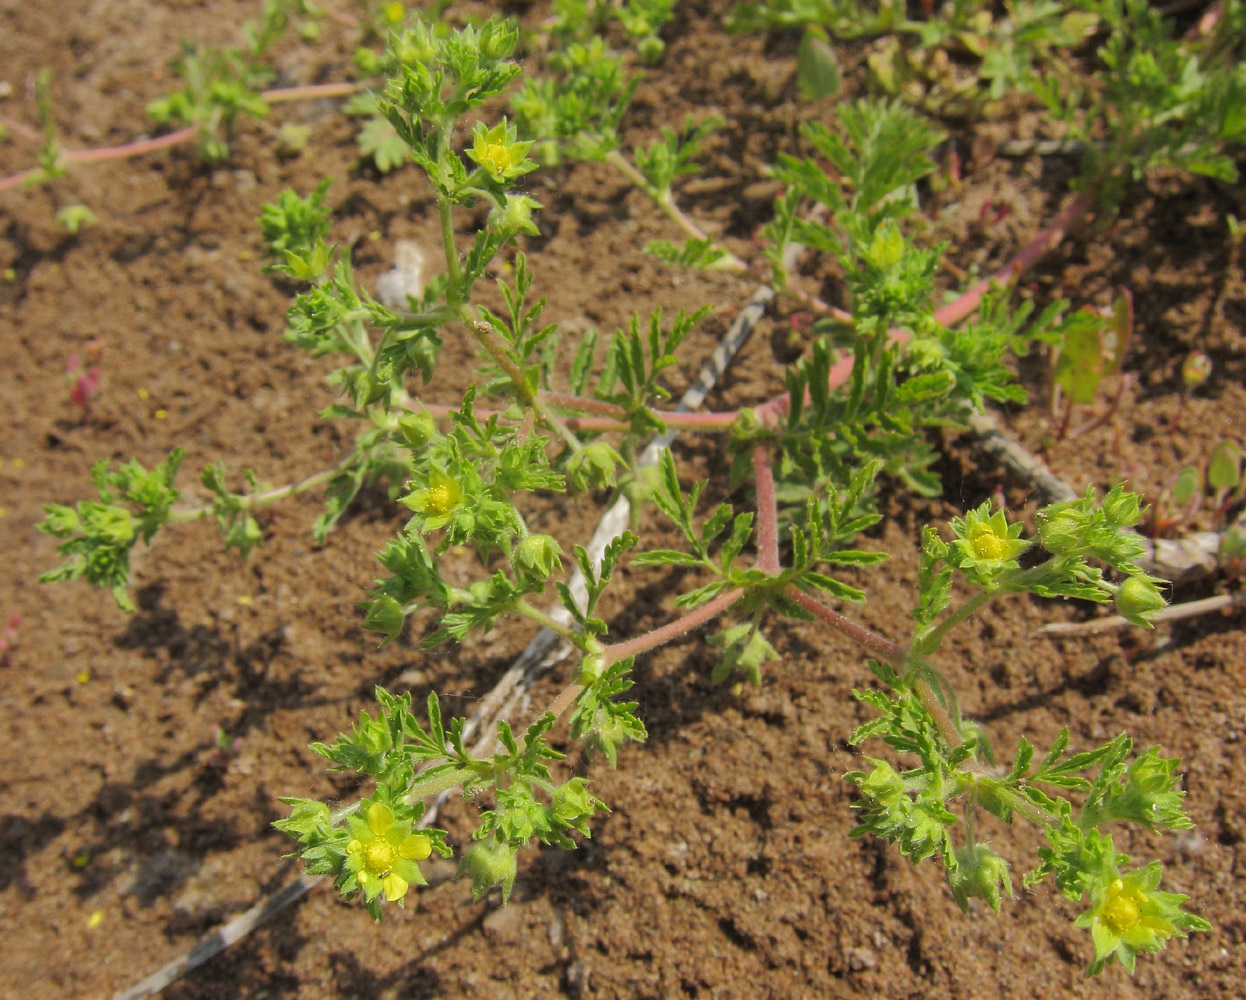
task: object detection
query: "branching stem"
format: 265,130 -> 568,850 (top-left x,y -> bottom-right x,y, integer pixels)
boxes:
164,452 -> 361,524
600,587 -> 745,666
784,586 -> 905,663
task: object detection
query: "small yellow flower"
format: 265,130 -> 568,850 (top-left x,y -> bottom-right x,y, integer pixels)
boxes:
1075,864 -> 1205,974
1102,879 -> 1144,933
344,801 -> 432,905
951,502 -> 1028,577
477,141 -> 514,177
970,525 -> 1007,561
427,481 -> 457,516
405,467 -> 462,531
383,2 -> 405,25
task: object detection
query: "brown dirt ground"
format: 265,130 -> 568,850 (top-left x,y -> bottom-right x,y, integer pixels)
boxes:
1,2 -> 1244,999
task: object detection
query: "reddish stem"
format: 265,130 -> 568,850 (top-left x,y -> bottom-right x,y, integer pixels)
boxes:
933,191 -> 1094,328
544,391 -> 627,417
785,585 -> 905,664
0,82 -> 361,193
753,445 -> 781,573
601,587 -> 745,666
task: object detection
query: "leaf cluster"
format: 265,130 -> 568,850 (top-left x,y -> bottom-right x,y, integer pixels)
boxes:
39,450 -> 184,611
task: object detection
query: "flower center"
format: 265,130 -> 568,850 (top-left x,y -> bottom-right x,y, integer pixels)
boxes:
1102,884 -> 1142,933
971,527 -> 1007,561
364,839 -> 396,876
427,483 -> 456,515
480,141 -> 513,175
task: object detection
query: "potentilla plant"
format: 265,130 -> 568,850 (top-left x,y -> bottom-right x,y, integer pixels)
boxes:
37,12 -> 1211,974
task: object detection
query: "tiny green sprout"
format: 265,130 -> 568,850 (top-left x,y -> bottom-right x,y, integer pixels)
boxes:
1076,865 -> 1209,975
467,120 -> 535,184
343,800 -> 432,905
55,204 -> 97,234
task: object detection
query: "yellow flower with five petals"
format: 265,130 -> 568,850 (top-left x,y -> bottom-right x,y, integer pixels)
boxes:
344,801 -> 432,905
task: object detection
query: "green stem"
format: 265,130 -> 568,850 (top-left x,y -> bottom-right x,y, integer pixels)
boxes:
465,315 -> 583,453
914,590 -> 994,659
403,765 -> 478,805
515,599 -> 581,646
603,150 -> 748,272
165,452 -> 359,524
439,195 -> 463,296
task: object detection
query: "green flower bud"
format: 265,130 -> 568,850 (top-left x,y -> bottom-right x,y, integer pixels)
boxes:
947,844 -> 1013,914
1101,484 -> 1143,529
1181,351 -> 1212,389
578,653 -> 605,686
514,533 -> 563,579
730,407 -> 763,441
1115,576 -> 1166,628
568,442 -> 622,491
356,46 -> 383,76
858,760 -> 905,804
1037,507 -> 1082,555
551,777 -> 598,827
459,839 -> 518,902
40,504 -> 81,537
363,594 -> 406,644
398,412 -> 436,450
636,35 -> 666,66
488,194 -> 542,239
479,20 -> 518,60
393,26 -> 436,67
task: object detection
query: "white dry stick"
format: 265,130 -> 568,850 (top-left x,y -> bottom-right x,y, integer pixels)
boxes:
1034,589 -> 1246,638
112,277 -> 780,1000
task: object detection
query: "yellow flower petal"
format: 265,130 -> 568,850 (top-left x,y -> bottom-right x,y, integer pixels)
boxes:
367,801 -> 394,837
382,871 -> 409,903
399,834 -> 432,861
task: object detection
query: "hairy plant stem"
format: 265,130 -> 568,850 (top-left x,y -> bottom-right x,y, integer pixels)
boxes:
439,196 -> 464,294
603,151 -> 749,272
164,452 -> 361,524
403,765 -> 478,805
784,585 -> 906,663
515,599 -> 581,645
913,590 -> 994,659
753,444 -> 781,573
465,316 -> 583,453
600,586 -> 746,666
